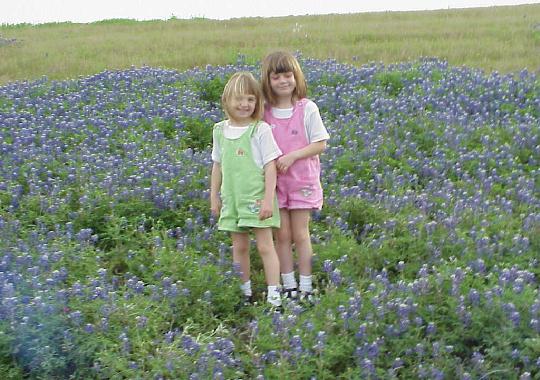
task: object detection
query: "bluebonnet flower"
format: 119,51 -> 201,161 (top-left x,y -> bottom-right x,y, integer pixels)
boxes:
468,289 -> 481,306
356,323 -> 367,341
360,358 -> 375,377
135,315 -> 148,329
531,319 -> 540,333
69,310 -> 83,326
181,335 -> 200,355
1,56 -> 539,378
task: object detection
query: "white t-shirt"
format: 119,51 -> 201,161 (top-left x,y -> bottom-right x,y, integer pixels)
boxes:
269,100 -> 330,143
211,120 -> 282,169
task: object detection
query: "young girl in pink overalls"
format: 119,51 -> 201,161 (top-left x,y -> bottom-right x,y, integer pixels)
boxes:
261,52 -> 329,303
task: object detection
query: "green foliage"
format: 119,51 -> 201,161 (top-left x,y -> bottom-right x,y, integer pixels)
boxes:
339,198 -> 386,242
6,313 -> 97,379
401,119 -> 437,155
318,73 -> 348,88
375,71 -> 404,97
333,153 -> 357,176
179,116 -> 214,151
28,83 -> 52,98
532,27 -> 540,43
90,18 -> 140,25
0,191 -> 11,212
0,329 -> 25,380
430,69 -> 444,83
152,117 -> 178,139
0,97 -> 14,112
197,76 -> 229,104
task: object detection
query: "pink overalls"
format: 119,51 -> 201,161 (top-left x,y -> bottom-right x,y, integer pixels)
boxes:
264,99 -> 323,210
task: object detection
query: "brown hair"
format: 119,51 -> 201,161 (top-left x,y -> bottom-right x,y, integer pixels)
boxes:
260,51 -> 307,106
221,72 -> 264,120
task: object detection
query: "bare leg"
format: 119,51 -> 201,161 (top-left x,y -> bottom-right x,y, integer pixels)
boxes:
231,232 -> 250,282
290,209 -> 313,276
274,208 -> 294,274
253,228 -> 280,286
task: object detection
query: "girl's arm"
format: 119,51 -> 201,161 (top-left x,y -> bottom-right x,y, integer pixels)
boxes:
259,160 -> 277,220
276,140 -> 327,173
210,162 -> 222,217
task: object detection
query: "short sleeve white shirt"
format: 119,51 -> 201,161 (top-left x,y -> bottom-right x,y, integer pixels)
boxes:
212,120 -> 282,169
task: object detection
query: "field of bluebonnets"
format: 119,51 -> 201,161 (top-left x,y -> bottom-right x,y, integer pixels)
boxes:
0,55 -> 539,379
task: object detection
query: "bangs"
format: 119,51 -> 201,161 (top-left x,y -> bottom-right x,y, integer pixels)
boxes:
235,77 -> 257,95
224,75 -> 258,99
268,55 -> 297,74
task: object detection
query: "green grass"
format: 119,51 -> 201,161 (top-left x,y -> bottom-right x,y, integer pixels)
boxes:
1,4 -> 539,84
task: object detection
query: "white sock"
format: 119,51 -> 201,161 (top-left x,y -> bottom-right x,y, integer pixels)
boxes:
281,272 -> 297,290
267,285 -> 282,306
299,275 -> 313,293
240,281 -> 252,297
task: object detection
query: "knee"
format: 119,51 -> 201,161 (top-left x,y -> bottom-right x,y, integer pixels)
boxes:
292,230 -> 310,246
275,227 -> 292,244
234,241 -> 250,254
256,242 -> 271,256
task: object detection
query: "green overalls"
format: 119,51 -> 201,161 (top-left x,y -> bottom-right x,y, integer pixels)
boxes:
215,121 -> 280,232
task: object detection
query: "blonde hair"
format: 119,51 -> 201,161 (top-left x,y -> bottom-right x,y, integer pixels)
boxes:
221,72 -> 264,121
261,51 -> 307,106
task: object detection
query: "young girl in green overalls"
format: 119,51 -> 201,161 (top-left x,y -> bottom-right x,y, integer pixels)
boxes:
210,72 -> 282,307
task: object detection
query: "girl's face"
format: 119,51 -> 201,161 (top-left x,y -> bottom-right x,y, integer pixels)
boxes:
227,94 -> 257,125
269,71 -> 296,99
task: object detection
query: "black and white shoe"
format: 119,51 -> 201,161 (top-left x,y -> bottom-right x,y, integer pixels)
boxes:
299,291 -> 316,306
235,295 -> 254,311
243,295 -> 254,306
264,302 -> 283,314
283,287 -> 298,299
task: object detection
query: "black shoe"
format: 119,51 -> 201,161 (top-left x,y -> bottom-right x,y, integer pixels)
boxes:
243,295 -> 254,306
299,291 -> 317,306
235,295 -> 254,312
264,302 -> 283,315
284,287 -> 298,299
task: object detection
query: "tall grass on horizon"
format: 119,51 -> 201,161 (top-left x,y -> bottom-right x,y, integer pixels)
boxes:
0,3 -> 539,84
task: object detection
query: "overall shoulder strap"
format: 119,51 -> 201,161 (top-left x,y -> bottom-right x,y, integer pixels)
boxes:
248,121 -> 260,138
214,121 -> 226,145
296,98 -> 309,108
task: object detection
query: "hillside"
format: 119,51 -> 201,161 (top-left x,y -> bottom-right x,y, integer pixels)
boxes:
0,3 -> 539,84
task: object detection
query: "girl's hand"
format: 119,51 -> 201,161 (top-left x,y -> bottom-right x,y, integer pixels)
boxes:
276,154 -> 296,173
259,199 -> 273,220
210,197 -> 221,217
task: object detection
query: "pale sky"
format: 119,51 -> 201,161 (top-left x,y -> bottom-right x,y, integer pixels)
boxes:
1,0 -> 539,24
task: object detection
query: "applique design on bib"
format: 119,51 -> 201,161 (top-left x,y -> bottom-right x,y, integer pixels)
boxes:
300,186 -> 314,197
248,199 -> 262,213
